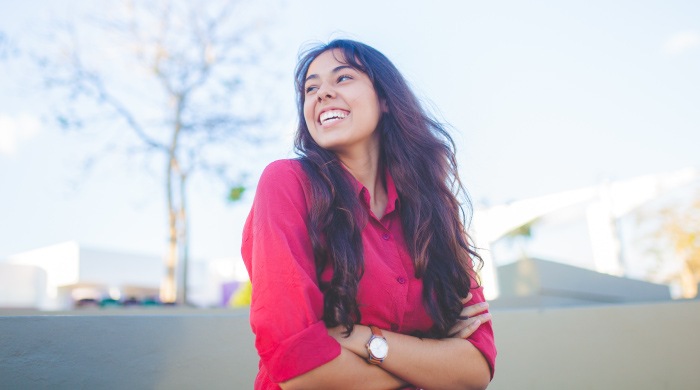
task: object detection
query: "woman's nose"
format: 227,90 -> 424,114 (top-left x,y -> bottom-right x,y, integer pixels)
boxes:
316,83 -> 336,101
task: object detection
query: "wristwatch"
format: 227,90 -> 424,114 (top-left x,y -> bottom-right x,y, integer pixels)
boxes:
366,325 -> 389,364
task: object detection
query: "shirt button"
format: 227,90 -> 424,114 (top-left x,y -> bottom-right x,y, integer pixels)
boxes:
390,323 -> 399,331
397,277 -> 406,284
382,233 -> 390,240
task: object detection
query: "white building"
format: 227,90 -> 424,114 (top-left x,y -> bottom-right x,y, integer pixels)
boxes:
0,241 -> 248,310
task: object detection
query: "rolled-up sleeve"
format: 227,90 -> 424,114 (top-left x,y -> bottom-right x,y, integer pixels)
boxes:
465,285 -> 497,379
241,160 -> 340,383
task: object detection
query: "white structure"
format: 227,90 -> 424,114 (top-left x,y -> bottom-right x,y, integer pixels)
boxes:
474,168 -> 700,300
0,263 -> 47,309
1,241 -> 248,310
2,241 -> 163,310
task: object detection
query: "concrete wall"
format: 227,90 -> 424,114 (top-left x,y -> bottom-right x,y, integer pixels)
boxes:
489,300 -> 700,390
0,309 -> 258,389
2,301 -> 699,389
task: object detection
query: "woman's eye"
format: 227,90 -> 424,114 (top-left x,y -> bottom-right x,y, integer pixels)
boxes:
337,74 -> 352,83
305,85 -> 318,94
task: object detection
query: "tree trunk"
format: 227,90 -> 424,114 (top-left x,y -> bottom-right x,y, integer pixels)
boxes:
177,172 -> 189,305
161,155 -> 179,304
161,94 -> 185,304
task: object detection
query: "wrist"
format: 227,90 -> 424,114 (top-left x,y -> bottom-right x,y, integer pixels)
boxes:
351,325 -> 373,358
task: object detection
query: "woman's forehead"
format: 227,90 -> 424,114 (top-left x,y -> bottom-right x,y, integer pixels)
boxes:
307,49 -> 350,74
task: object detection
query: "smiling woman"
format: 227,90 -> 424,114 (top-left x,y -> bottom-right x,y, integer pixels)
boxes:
241,39 -> 496,390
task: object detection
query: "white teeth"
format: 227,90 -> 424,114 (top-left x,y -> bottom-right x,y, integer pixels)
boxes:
320,110 -> 348,124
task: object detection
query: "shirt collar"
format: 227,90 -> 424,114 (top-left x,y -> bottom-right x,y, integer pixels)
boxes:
352,168 -> 400,216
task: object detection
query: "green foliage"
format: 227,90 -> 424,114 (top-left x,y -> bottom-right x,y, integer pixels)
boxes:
504,222 -> 534,240
228,185 -> 246,202
500,218 -> 539,261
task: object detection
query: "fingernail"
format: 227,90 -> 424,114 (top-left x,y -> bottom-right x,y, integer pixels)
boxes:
471,319 -> 481,328
482,313 -> 492,320
479,302 -> 488,308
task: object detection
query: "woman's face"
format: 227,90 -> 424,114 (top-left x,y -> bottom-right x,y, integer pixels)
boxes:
303,49 -> 384,157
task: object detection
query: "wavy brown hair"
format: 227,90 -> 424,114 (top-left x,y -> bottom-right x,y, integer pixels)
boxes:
293,39 -> 482,338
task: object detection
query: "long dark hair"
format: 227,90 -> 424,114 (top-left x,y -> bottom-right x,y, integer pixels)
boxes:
293,39 -> 482,338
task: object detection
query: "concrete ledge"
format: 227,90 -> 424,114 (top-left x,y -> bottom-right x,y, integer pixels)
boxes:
0,309 -> 257,389
2,301 -> 699,389
489,299 -> 700,390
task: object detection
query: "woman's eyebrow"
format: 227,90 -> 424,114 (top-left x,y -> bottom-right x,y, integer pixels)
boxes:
305,65 -> 355,83
332,65 -> 354,73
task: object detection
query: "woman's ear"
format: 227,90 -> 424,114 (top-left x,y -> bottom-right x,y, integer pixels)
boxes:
381,99 -> 389,113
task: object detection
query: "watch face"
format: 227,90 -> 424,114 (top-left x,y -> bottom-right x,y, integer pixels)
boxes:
369,337 -> 388,359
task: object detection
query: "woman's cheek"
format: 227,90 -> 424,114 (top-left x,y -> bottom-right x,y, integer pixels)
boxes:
303,101 -> 315,125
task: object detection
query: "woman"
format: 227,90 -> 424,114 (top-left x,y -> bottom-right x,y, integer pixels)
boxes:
242,39 -> 496,389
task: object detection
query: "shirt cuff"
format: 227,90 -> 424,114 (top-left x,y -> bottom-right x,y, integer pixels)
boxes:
262,320 -> 341,383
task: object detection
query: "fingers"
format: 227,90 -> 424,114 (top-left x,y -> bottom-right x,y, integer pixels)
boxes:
460,301 -> 489,319
458,317 -> 483,339
448,312 -> 492,339
452,293 -> 492,339
455,311 -> 492,333
460,293 -> 473,304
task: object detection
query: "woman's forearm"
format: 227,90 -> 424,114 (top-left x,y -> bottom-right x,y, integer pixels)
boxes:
279,347 -> 408,390
335,325 -> 491,390
384,331 -> 490,390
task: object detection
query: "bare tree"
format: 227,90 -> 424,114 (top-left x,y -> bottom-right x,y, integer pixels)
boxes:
7,0 -> 280,304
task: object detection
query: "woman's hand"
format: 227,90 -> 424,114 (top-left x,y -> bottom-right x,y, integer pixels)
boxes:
448,293 -> 492,339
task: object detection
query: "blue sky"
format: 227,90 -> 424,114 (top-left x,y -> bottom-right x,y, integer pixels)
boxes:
1,0 -> 699,261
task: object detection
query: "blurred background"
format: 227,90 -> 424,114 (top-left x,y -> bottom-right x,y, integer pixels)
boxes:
1,0 -> 699,311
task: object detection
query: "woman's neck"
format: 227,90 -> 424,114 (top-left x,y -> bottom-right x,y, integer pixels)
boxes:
338,149 -> 388,219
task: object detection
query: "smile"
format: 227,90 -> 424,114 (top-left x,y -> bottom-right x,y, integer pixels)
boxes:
319,109 -> 349,125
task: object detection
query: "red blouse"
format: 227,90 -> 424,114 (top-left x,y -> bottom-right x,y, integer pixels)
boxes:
241,159 -> 496,389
